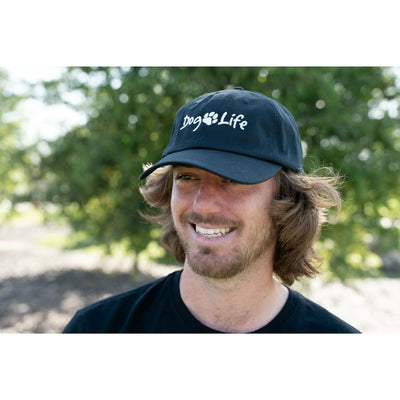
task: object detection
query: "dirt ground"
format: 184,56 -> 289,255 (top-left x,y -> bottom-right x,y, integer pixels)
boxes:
1,219 -> 399,333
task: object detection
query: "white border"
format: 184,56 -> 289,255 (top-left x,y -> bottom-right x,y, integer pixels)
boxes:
2,334 -> 398,399
2,1 -> 400,66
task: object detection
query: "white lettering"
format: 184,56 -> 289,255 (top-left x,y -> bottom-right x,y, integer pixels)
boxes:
218,112 -> 229,126
232,114 -> 244,129
239,120 -> 248,130
179,111 -> 248,132
192,116 -> 202,132
180,115 -> 191,130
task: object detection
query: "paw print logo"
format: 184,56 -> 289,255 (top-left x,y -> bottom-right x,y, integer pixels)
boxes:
202,112 -> 218,126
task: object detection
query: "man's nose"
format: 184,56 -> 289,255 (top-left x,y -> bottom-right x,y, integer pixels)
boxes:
192,181 -> 224,216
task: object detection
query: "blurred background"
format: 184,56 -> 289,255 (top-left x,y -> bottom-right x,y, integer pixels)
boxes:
1,67 -> 399,333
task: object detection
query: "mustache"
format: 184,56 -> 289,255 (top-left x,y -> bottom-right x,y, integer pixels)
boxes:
181,212 -> 240,227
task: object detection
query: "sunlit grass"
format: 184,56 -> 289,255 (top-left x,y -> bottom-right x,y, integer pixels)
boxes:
0,201 -> 44,224
39,229 -> 121,257
1,201 -> 175,265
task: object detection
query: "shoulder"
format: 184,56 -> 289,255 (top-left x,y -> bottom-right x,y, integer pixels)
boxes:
284,288 -> 361,333
92,271 -> 176,307
63,270 -> 181,333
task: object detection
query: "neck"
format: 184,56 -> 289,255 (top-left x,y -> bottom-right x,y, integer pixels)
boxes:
179,261 -> 288,333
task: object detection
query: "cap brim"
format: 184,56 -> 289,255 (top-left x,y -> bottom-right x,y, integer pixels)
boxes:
139,149 -> 282,184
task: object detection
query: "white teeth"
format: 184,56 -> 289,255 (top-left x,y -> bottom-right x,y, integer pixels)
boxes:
195,225 -> 232,237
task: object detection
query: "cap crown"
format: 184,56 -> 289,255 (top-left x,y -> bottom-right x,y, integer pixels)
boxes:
163,88 -> 303,171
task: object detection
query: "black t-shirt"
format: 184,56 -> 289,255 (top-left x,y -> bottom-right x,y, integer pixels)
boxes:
63,270 -> 360,333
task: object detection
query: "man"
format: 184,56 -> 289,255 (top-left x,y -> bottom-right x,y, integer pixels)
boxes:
63,87 -> 360,333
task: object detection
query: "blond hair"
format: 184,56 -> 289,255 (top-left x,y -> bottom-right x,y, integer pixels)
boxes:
139,165 -> 341,285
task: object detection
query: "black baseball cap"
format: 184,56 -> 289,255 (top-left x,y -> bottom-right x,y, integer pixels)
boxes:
139,87 -> 303,184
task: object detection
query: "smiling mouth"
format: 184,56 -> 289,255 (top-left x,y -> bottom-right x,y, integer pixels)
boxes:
193,225 -> 235,238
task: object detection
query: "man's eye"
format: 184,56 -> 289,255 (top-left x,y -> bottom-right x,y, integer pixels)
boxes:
176,174 -> 194,181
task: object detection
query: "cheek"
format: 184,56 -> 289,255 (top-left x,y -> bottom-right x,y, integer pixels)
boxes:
170,188 -> 180,223
243,192 -> 275,227
170,186 -> 190,224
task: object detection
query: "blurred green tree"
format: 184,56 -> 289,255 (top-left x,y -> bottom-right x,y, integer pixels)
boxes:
0,69 -> 28,209
27,67 -> 400,280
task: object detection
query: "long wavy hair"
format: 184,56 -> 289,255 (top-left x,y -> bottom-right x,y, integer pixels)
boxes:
139,165 -> 342,285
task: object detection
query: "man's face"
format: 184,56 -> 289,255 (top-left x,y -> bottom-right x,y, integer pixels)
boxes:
171,166 -> 278,279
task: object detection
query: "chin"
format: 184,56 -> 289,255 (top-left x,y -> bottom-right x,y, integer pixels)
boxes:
186,252 -> 247,280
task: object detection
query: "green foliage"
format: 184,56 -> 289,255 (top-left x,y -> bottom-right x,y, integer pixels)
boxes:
0,69 -> 29,205
27,67 -> 400,279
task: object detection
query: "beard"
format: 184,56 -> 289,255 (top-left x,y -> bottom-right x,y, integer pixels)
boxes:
176,212 -> 277,280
